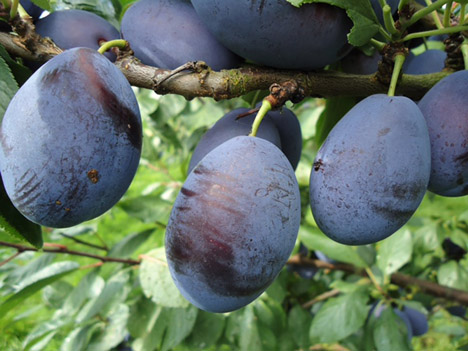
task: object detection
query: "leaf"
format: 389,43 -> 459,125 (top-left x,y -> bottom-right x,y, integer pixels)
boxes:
0,52 -> 18,122
118,196 -> 173,224
0,45 -> 32,86
0,173 -> 43,248
23,316 -> 70,351
107,228 -> 154,258
437,261 -> 468,291
286,0 -> 380,47
160,306 -> 198,351
184,311 -> 225,349
76,270 -> 130,323
377,229 -> 413,276
309,289 -> 370,343
299,225 -> 368,267
139,248 -> 189,308
30,0 -> 51,11
315,97 -> 357,146
0,261 -> 79,316
288,304 -> 312,348
60,324 -> 99,351
373,308 -> 412,351
239,305 -> 263,351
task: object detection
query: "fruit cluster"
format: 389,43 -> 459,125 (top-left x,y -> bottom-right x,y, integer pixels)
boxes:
0,0 -> 466,316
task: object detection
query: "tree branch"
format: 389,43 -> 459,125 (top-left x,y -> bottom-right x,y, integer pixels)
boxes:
0,241 -> 140,265
287,255 -> 468,306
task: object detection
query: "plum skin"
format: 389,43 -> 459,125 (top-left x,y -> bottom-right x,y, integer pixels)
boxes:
191,0 -> 352,70
166,136 -> 301,313
309,94 -> 431,245
418,70 -> 468,196
0,47 -> 142,228
121,0 -> 241,70
35,10 -> 120,61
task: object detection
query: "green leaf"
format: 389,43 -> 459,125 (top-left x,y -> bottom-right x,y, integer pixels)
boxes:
184,311 -> 225,349
288,304 -> 312,348
0,52 -> 18,122
23,316 -> 70,351
118,196 -> 173,224
139,248 -> 189,308
107,228 -> 154,258
373,308 -> 412,351
76,270 -> 130,323
128,297 -> 159,340
0,261 -> 79,316
30,0 -> 51,11
0,172 -> 43,248
315,97 -> 357,146
239,305 -> 263,351
299,225 -> 368,267
0,45 -> 32,86
60,324 -> 99,351
160,306 -> 198,351
286,0 -> 380,47
437,261 -> 468,291
309,289 -> 370,343
377,229 -> 413,276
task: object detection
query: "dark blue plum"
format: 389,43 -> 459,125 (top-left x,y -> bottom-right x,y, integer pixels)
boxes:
404,50 -> 446,75
310,94 -> 431,245
121,0 -> 241,70
0,48 -> 142,228
447,305 -> 467,319
191,0 -> 352,70
442,238 -> 467,261
35,10 -> 120,61
21,0 -> 43,21
418,70 -> 468,196
188,108 -> 281,174
369,302 -> 414,341
256,104 -> 303,170
402,306 -> 428,336
166,136 -> 301,313
340,49 -> 381,75
314,250 -> 337,264
370,0 -> 399,24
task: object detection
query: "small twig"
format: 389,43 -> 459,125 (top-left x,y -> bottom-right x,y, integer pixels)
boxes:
59,233 -> 108,251
0,241 -> 140,265
302,288 -> 341,309
0,251 -> 23,267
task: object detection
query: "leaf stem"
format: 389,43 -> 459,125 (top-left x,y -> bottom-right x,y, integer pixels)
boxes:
378,26 -> 393,42
402,24 -> 468,41
462,40 -> 468,70
443,0 -> 453,27
249,99 -> 272,137
383,4 -> 399,36
370,38 -> 386,51
0,251 -> 23,267
388,53 -> 406,97
427,0 -> 445,29
460,4 -> 466,25
98,39 -> 127,55
9,0 -> 18,18
398,0 -> 410,12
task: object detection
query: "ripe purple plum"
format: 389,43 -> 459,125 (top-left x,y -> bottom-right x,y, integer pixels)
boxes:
191,0 -> 352,70
0,48 -> 142,228
166,136 -> 301,312
121,0 -> 241,70
310,94 -> 431,245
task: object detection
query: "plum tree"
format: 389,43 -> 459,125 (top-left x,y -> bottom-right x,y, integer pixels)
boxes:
191,0 -> 352,70
418,70 -> 468,196
120,0 -> 241,70
0,47 -> 142,228
166,136 -> 301,312
309,94 -> 431,245
34,10 -> 120,61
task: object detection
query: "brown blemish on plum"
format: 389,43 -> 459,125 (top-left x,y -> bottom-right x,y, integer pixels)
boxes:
181,187 -> 197,197
455,151 -> 468,165
314,159 -> 324,172
379,128 -> 391,136
87,169 -> 99,184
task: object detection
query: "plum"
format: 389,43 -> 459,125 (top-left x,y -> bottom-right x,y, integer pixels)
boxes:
418,70 -> 468,196
21,0 -> 43,21
35,10 -> 120,61
404,50 -> 446,75
191,0 -> 352,70
340,49 -> 381,75
402,306 -> 428,336
166,136 -> 301,312
120,0 -> 241,70
0,47 -> 142,228
309,94 -> 431,245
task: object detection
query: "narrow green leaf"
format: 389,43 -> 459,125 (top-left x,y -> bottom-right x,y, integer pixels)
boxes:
60,324 -> 99,351
309,289 -> 370,343
30,0 -> 51,11
160,306 -> 198,351
239,305 -> 263,351
0,45 -> 32,86
288,304 -> 312,348
0,175 -> 43,248
377,229 -> 413,276
107,228 -> 154,258
373,308 -> 412,351
438,261 -> 468,291
184,311 -> 225,350
0,261 -> 79,316
139,248 -> 189,308
299,225 -> 368,267
23,316 -> 69,351
0,53 -> 18,122
118,196 -> 172,224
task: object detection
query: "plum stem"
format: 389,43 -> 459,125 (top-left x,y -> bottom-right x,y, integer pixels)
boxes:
401,24 -> 468,41
403,0 -> 451,30
383,5 -> 399,36
370,38 -> 386,51
388,53 -> 406,96
9,0 -> 18,18
462,40 -> 468,70
427,0 -> 445,29
249,99 -> 272,137
460,4 -> 466,25
443,0 -> 453,27
98,39 -> 127,55
398,0 -> 409,11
